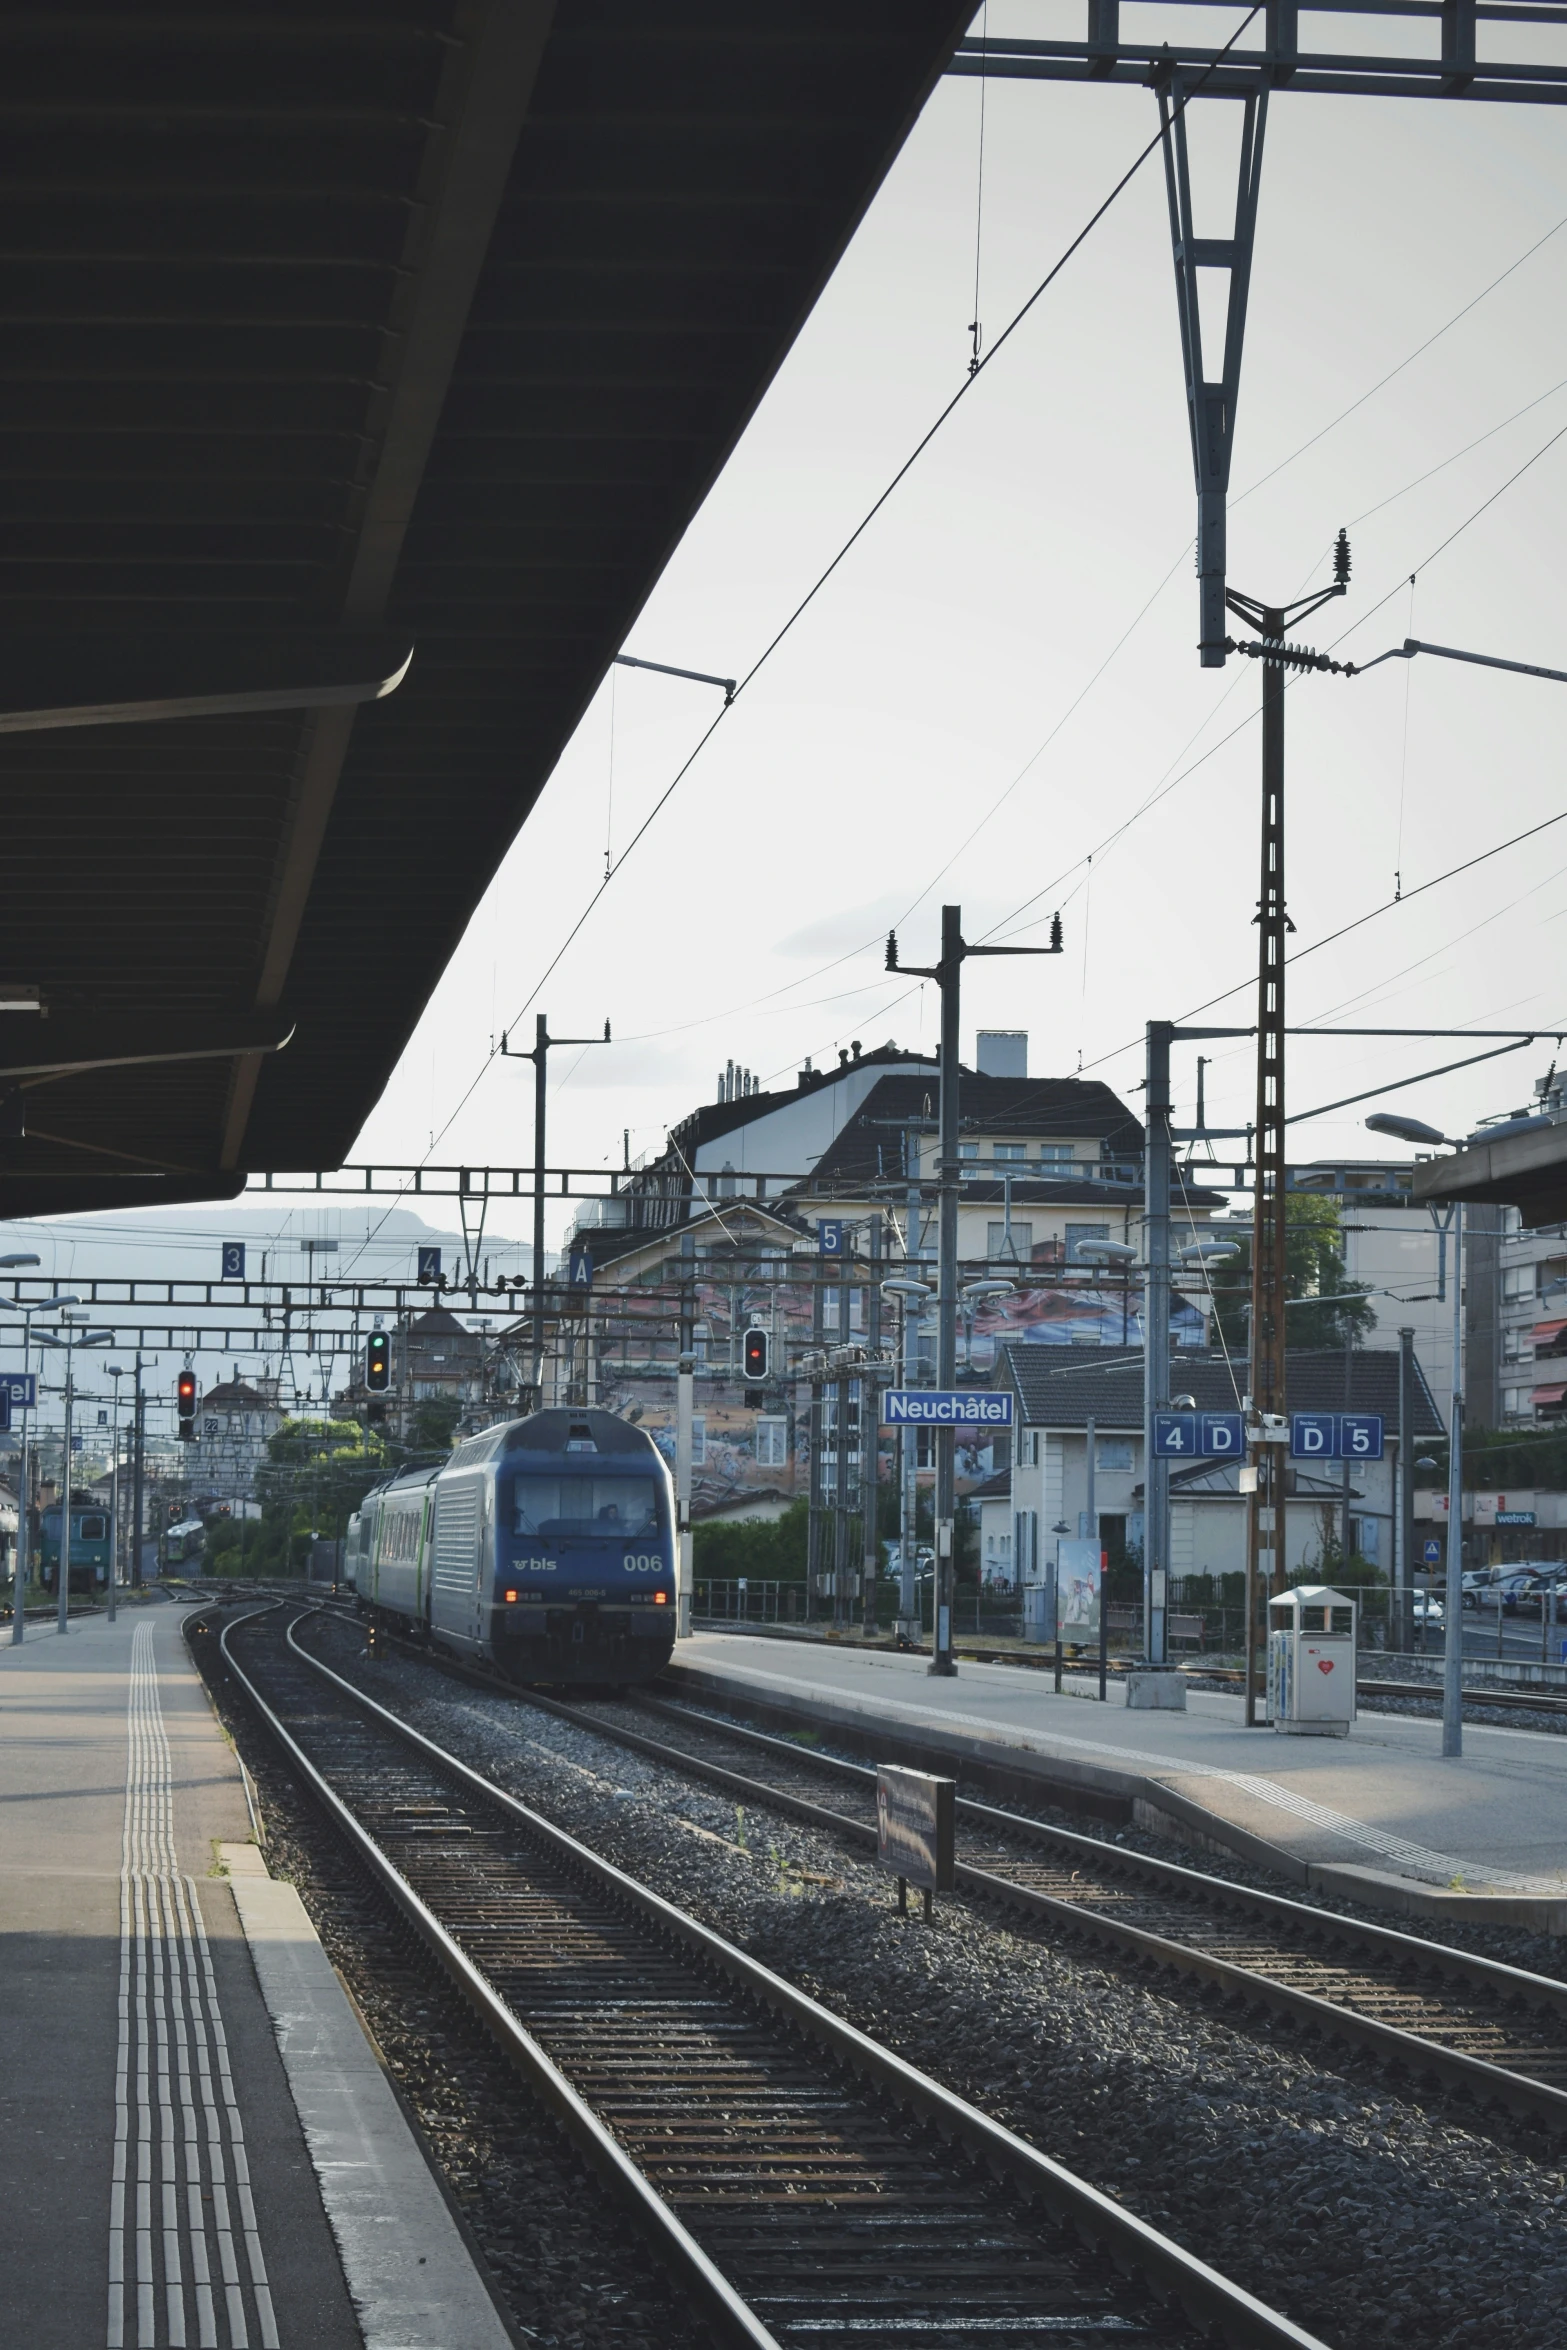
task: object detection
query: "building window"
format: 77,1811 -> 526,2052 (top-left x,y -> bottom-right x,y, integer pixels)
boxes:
993,1143 -> 1027,1163
986,1221 -> 1033,1260
756,1417 -> 788,1468
1504,1386 -> 1531,1416
1095,1438 -> 1133,1473
1065,1223 -> 1110,1263
1039,1143 -> 1073,1165
1504,1266 -> 1532,1300
959,1144 -> 980,1179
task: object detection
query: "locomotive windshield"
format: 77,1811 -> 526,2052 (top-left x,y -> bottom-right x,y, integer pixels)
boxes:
513,1476 -> 660,1538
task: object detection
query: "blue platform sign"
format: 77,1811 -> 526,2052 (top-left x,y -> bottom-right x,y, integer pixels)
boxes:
0,1372 -> 35,1410
1154,1410 -> 1245,1459
0,1390 -> 9,1432
881,1390 -> 1013,1427
416,1246 -> 442,1282
1152,1412 -> 1198,1457
220,1241 -> 245,1281
567,1247 -> 593,1288
817,1219 -> 846,1257
1290,1413 -> 1385,1461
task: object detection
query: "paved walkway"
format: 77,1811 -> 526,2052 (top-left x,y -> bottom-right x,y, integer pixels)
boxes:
667,1632 -> 1567,1897
0,1601 -> 512,2350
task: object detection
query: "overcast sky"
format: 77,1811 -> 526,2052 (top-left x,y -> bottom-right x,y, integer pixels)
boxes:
252,25 -> 1567,1253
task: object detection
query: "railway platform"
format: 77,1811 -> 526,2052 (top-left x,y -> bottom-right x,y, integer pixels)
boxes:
0,1601 -> 515,2350
664,1630 -> 1567,1929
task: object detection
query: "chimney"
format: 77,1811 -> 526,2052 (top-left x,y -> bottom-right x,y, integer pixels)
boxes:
977,1030 -> 1028,1078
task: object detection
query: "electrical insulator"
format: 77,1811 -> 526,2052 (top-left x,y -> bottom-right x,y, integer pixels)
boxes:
885,929 -> 899,972
366,1331 -> 391,1393
1049,912 -> 1063,951
742,1326 -> 769,1384
1333,527 -> 1352,587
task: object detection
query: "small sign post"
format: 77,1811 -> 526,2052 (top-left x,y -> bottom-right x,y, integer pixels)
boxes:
220,1241 -> 245,1282
876,1763 -> 955,1919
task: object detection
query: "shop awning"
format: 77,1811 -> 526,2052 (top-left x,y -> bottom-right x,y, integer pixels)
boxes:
1532,1383 -> 1567,1406
1533,1319 -> 1567,1348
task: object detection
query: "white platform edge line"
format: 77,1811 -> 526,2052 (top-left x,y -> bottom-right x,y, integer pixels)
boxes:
224,1855 -> 515,2350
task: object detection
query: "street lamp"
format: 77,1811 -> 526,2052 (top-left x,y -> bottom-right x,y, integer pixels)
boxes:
36,1325 -> 113,1634
106,1366 -> 125,1624
0,1255 -> 39,1629
4,1289 -> 81,1644
1368,1111 -> 1467,1757
882,1277 -> 932,1642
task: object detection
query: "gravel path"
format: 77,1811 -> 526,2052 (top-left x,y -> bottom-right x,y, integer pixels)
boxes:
300,1616 -> 1567,2350
189,1612 -> 719,2350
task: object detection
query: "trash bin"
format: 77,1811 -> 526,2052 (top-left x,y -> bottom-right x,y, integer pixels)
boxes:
1267,1583 -> 1356,1736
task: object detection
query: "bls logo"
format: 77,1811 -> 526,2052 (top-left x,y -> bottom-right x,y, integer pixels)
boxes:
514,1555 -> 557,1573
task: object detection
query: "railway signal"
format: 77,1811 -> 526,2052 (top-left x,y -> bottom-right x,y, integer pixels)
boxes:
741,1325 -> 769,1384
176,1368 -> 197,1439
366,1330 -> 391,1392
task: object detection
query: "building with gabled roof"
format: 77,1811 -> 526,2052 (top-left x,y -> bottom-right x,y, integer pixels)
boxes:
997,1343 -> 1445,1592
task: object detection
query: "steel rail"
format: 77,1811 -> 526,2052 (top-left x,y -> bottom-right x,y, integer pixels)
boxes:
216,1606 -> 784,2350
254,1608 -> 1331,2350
490,1683 -> 1567,2137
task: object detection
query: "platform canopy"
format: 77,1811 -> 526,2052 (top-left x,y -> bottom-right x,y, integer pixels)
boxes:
0,1 -> 970,1218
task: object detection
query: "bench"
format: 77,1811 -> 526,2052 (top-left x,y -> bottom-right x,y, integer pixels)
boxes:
1168,1611 -> 1206,1650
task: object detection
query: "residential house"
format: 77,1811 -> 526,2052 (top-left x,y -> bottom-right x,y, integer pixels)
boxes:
998,1343 -> 1445,1591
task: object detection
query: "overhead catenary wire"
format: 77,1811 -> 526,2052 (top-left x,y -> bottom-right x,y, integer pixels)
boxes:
333,18 -> 1269,1280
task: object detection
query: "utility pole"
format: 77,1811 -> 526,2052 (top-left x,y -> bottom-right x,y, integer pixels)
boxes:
131,1355 -> 145,1589
1143,1023 -> 1173,1667
834,1247 -> 851,1630
1397,1326 -> 1416,1656
1227,533 -> 1351,1724
1444,1206 -> 1465,1758
887,903 -> 1064,1677
806,1264 -> 824,1625
863,1215 -> 882,1635
500,1013 -> 611,1406
675,1229 -> 695,1637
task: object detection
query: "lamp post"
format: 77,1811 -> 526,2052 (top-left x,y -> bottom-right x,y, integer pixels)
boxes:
882,1276 -> 931,1645
1367,1112 -> 1466,1755
0,1253 -> 40,1632
4,1283 -> 80,1643
106,1365 -> 125,1624
37,1322 -> 113,1633
1051,1519 -> 1071,1693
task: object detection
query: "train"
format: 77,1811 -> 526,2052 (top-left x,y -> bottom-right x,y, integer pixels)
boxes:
347,1407 -> 677,1686
39,1502 -> 113,1594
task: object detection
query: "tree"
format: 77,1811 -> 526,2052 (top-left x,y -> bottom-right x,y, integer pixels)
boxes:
409,1394 -> 462,1454
1208,1195 -> 1376,1354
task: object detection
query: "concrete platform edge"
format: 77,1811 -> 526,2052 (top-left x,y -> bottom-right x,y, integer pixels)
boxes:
666,1656 -> 1567,1934
223,1846 -> 518,2350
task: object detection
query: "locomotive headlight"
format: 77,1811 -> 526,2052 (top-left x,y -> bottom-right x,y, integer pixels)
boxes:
654,1591 -> 668,1604
505,1588 -> 518,1602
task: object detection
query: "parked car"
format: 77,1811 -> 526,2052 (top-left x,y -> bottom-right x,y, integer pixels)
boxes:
1470,1569 -> 1544,1612
1410,1591 -> 1444,1626
1510,1570 -> 1567,1620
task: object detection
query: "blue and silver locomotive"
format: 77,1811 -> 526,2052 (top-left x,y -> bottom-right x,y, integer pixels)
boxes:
347,1408 -> 676,1686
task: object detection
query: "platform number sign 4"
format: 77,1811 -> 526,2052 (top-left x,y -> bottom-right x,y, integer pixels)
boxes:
417,1246 -> 441,1283
1153,1411 -> 1244,1459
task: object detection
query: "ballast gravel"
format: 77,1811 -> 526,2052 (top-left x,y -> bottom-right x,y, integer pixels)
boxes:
304,1617 -> 1567,2350
187,1614 -> 718,2350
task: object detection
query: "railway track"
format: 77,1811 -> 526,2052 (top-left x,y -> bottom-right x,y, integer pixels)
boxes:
433,1671 -> 1567,2140
220,1603 -> 1325,2350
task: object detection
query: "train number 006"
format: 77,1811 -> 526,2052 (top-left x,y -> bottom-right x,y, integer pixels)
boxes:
622,1553 -> 664,1573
